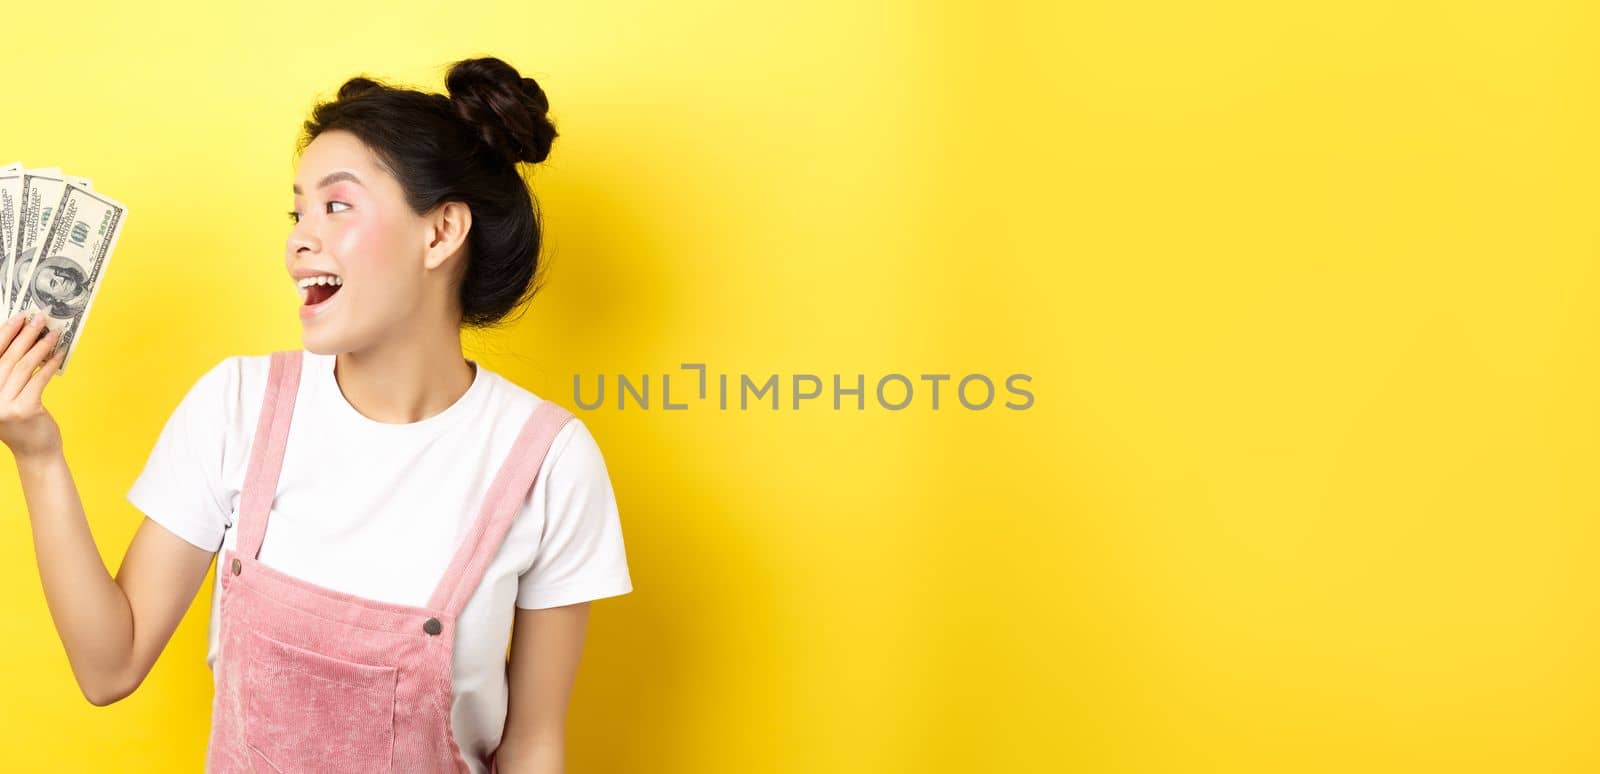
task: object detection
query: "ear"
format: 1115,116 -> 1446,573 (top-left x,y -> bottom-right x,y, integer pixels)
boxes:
422,201 -> 472,272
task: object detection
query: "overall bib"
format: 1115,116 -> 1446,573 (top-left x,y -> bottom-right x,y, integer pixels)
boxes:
205,349 -> 575,773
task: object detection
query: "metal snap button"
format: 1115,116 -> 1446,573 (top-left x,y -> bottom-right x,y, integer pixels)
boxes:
231,558 -> 241,575
423,617 -> 442,635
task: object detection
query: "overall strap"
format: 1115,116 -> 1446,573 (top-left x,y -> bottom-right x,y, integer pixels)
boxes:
427,399 -> 575,617
236,350 -> 303,560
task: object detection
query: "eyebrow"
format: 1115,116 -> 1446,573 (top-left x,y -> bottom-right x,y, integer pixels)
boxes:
292,170 -> 363,195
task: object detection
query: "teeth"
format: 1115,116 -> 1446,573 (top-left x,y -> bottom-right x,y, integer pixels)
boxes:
295,274 -> 342,304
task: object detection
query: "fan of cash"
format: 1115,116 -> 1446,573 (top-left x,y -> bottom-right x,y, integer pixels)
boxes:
0,161 -> 127,375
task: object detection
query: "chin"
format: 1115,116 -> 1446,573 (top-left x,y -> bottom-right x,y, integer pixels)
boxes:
299,329 -> 351,356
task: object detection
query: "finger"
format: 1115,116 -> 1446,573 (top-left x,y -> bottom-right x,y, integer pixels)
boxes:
19,346 -> 63,405
0,312 -> 28,354
1,313 -> 47,368
0,312 -> 24,346
4,325 -> 58,398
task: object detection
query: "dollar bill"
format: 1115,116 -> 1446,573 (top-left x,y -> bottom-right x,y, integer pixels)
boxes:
14,182 -> 126,375
8,168 -> 94,317
10,167 -> 65,317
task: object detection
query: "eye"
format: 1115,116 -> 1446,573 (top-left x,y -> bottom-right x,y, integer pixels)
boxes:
286,201 -> 350,224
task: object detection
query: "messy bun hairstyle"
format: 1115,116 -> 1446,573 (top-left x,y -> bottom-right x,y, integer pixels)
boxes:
297,56 -> 558,328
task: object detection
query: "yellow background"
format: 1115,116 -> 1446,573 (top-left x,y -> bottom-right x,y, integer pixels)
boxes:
1,0 -> 1594,771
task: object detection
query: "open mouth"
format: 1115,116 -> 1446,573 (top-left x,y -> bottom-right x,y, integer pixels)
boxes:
298,275 -> 344,307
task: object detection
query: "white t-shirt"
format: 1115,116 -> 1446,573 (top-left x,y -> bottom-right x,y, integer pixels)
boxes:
125,349 -> 633,772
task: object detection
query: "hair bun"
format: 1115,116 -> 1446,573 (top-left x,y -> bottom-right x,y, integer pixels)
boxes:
335,76 -> 388,100
446,57 -> 557,166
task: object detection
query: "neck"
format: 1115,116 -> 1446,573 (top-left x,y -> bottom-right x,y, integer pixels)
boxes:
331,329 -> 475,425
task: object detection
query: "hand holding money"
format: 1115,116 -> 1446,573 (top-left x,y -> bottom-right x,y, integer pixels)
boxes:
0,161 -> 127,375
0,310 -> 64,460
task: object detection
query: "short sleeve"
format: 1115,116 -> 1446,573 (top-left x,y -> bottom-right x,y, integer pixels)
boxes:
125,357 -> 237,553
515,418 -> 634,609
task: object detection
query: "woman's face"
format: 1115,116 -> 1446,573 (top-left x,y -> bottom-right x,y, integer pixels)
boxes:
286,129 -> 434,356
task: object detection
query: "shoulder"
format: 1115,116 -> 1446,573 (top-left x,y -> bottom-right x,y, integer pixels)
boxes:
533,409 -> 612,511
544,414 -> 608,488
189,352 -> 275,411
163,352 -> 284,445
479,368 -> 611,493
476,364 -> 575,433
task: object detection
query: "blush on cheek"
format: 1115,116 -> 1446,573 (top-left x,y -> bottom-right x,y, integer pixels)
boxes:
328,217 -> 384,273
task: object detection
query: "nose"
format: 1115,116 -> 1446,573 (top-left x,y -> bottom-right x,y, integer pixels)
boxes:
286,222 -> 319,260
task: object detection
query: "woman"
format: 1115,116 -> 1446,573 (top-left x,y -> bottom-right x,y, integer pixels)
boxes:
3,56 -> 633,773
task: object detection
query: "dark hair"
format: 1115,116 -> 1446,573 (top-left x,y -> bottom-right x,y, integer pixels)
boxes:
297,56 -> 558,328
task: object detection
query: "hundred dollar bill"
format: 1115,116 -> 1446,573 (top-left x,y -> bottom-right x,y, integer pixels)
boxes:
15,182 -> 126,375
7,168 -> 91,317
9,167 -> 65,317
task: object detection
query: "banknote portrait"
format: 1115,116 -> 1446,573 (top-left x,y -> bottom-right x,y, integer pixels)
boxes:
26,254 -> 89,319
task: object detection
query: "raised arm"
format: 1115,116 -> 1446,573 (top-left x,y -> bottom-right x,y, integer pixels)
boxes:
2,312 -> 214,705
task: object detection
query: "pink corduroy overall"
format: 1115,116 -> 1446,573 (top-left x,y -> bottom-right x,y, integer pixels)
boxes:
205,349 -> 575,773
